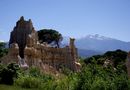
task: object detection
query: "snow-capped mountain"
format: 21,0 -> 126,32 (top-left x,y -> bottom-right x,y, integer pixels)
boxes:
62,34 -> 130,57
75,34 -> 130,52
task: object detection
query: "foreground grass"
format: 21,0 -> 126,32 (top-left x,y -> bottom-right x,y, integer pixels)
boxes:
0,84 -> 38,90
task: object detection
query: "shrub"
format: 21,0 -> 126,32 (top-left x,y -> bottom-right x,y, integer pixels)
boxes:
29,66 -> 41,77
0,63 -> 19,85
15,66 -> 54,89
15,75 -> 41,88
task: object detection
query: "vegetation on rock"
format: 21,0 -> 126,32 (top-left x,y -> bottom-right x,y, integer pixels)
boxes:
37,29 -> 63,48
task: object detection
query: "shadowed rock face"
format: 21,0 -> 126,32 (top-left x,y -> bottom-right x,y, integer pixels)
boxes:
9,16 -> 34,58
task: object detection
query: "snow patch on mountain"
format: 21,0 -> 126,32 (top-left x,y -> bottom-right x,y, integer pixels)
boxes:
80,34 -> 113,41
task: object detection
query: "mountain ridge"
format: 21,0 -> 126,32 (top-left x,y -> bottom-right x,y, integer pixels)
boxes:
62,34 -> 130,57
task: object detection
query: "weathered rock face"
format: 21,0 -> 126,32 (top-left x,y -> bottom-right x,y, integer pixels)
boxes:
9,16 -> 37,58
1,16 -> 80,71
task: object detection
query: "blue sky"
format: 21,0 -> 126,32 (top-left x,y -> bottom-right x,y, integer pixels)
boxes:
0,0 -> 130,42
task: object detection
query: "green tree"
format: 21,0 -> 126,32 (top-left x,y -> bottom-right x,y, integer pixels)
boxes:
104,49 -> 127,67
37,29 -> 63,48
0,42 -> 8,58
84,49 -> 127,69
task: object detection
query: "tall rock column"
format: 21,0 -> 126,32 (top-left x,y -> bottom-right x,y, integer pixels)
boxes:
69,38 -> 78,71
9,16 -> 37,58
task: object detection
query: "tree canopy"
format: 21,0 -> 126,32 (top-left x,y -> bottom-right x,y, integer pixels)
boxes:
37,29 -> 63,48
84,49 -> 127,70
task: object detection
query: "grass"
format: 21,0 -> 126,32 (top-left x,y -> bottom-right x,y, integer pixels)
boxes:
0,84 -> 38,90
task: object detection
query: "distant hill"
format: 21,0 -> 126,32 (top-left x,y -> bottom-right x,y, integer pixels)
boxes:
78,49 -> 103,57
62,34 -> 130,57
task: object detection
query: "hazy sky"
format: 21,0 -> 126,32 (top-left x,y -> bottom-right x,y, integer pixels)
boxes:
0,0 -> 130,42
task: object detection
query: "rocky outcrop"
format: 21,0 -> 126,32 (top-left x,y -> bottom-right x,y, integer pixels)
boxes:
1,16 -> 80,71
9,16 -> 37,58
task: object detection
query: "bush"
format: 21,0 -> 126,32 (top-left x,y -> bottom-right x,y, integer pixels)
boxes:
15,66 -> 54,89
0,63 -> 19,85
15,75 -> 41,88
29,66 -> 41,77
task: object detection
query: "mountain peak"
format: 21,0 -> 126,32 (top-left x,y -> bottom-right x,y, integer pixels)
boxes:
84,34 -> 112,40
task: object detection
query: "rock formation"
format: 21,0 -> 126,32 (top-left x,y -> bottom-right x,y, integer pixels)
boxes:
1,16 -> 80,71
9,16 -> 37,58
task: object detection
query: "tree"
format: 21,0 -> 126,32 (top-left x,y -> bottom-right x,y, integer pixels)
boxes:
37,29 -> 63,48
0,63 -> 20,85
104,49 -> 127,67
0,42 -> 8,58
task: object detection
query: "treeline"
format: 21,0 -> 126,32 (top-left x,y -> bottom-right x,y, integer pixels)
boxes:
84,49 -> 127,72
